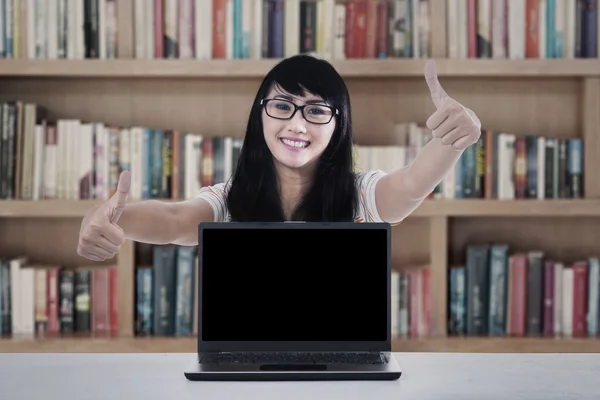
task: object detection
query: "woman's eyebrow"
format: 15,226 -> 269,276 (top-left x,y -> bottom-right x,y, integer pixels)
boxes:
273,94 -> 326,105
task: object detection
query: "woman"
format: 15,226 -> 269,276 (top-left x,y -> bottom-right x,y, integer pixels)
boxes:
77,55 -> 481,262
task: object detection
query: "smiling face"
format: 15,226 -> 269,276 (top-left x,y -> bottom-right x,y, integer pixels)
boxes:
262,86 -> 337,174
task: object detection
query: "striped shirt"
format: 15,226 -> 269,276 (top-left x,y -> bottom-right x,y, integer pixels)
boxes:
197,169 -> 393,223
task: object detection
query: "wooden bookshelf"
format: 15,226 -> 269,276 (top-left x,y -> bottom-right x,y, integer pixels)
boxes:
4,199 -> 600,218
1,336 -> 599,354
0,58 -> 599,78
0,0 -> 599,354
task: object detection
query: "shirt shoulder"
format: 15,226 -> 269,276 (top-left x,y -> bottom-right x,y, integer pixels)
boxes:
354,169 -> 387,223
196,182 -> 230,222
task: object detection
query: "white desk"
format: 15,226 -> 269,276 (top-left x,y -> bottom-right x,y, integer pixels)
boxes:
0,352 -> 598,399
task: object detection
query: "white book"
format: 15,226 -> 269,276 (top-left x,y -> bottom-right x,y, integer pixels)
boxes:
564,0 -> 576,58
178,0 -> 194,58
128,127 -> 144,200
492,0 -> 506,58
538,0 -> 546,59
99,0 -> 106,58
252,0 -> 263,59
19,266 -> 35,337
185,134 -> 204,199
333,4 -> 345,59
134,0 -> 145,58
144,0 -> 154,58
447,0 -> 459,58
195,0 -> 212,60
322,0 -> 335,59
498,133 -> 515,200
285,0 -> 299,57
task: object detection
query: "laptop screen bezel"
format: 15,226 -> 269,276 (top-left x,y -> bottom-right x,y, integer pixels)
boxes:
196,221 -> 392,353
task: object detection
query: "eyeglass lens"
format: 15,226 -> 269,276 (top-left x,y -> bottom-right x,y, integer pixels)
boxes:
265,99 -> 334,124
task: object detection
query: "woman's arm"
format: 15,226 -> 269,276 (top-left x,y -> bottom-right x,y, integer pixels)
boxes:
374,59 -> 482,223
115,197 -> 214,246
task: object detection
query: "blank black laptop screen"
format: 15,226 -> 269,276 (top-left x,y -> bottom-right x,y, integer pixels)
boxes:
200,226 -> 388,342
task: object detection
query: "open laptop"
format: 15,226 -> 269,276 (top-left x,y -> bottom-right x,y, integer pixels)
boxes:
184,221 -> 402,381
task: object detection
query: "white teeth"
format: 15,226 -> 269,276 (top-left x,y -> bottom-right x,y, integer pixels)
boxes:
281,138 -> 309,148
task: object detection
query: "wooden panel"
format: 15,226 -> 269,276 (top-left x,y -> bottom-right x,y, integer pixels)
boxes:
391,219 -> 430,269
582,77 -> 600,198
0,218 -> 113,268
448,217 -> 600,266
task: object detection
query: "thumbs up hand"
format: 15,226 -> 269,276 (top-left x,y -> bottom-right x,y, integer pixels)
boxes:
77,170 -> 131,261
424,59 -> 481,151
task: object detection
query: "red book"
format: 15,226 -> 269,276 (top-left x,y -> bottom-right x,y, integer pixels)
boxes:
572,261 -> 589,337
508,254 -> 527,336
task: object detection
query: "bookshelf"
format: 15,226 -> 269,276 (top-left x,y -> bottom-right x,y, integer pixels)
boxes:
0,0 -> 599,353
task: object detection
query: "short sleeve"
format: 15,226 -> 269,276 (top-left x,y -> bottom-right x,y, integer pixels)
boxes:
196,182 -> 229,222
355,169 -> 387,223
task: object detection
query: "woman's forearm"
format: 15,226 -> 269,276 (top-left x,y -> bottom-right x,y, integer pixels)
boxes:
402,138 -> 464,200
114,200 -> 179,244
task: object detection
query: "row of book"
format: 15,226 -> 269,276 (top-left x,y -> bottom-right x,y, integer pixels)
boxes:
12,0 -> 600,61
0,257 -> 118,338
0,102 -> 586,201
10,0 -> 118,60
355,122 -> 584,200
135,245 -> 197,336
442,132 -> 584,200
447,0 -> 599,60
0,99 -> 246,201
448,245 -> 600,337
133,0 -> 432,60
392,264 -> 431,338
133,243 -> 430,338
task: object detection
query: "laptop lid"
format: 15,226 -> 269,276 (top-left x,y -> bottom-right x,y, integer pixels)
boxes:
196,221 -> 392,353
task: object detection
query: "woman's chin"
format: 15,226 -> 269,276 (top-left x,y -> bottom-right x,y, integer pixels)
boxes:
273,152 -> 317,171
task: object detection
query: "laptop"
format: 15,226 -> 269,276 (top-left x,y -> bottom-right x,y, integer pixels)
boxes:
184,221 -> 402,381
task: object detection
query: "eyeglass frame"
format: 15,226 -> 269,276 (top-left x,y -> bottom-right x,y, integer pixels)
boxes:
260,98 -> 339,125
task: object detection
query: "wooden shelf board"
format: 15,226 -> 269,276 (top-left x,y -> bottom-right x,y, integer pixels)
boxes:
0,336 -> 599,353
0,59 -> 599,78
0,200 -> 104,218
412,199 -> 600,217
394,337 -> 600,353
2,199 -> 600,218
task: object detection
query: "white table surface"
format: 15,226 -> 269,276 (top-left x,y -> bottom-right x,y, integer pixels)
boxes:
0,352 -> 598,399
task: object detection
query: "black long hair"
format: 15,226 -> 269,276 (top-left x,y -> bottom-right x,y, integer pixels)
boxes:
226,55 -> 358,222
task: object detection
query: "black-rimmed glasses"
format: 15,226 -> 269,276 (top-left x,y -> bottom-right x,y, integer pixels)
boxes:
260,98 -> 338,125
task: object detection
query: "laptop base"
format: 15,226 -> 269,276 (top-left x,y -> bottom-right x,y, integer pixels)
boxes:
184,353 -> 402,381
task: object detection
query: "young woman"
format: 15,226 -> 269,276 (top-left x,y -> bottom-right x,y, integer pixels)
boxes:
77,55 -> 481,262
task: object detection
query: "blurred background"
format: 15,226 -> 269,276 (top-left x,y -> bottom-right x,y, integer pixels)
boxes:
0,0 -> 598,355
